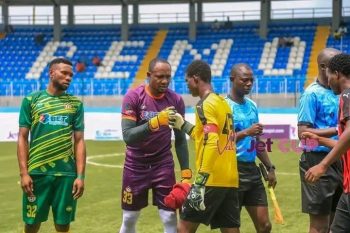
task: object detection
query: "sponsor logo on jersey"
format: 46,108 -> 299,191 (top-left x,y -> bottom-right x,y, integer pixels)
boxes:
140,111 -> 158,120
39,113 -> 68,126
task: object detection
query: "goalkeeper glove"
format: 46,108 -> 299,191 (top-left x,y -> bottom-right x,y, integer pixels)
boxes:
187,172 -> 209,211
149,106 -> 176,132
169,113 -> 194,135
164,182 -> 191,209
169,113 -> 184,130
181,169 -> 192,183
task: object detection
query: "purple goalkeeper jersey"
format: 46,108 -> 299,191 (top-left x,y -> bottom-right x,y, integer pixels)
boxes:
121,84 -> 185,165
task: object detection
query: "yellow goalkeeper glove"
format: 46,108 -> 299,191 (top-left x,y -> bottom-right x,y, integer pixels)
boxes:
149,106 -> 176,132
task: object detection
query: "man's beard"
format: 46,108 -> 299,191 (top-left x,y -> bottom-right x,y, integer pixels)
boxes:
53,80 -> 68,91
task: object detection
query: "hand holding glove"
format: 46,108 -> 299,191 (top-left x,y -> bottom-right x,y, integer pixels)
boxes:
169,112 -> 185,130
149,106 -> 176,132
163,169 -> 192,209
164,182 -> 191,209
187,172 -> 209,211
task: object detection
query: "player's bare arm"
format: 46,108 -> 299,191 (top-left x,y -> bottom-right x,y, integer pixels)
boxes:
298,125 -> 337,140
73,130 -> 86,200
235,123 -> 263,141
256,136 -> 277,188
301,131 -> 337,148
17,127 -> 34,197
305,120 -> 350,183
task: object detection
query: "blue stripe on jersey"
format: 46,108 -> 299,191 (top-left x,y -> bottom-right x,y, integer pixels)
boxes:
298,81 -> 339,152
225,96 -> 259,162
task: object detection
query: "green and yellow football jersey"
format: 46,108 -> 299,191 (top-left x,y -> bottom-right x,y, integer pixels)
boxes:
19,90 -> 84,176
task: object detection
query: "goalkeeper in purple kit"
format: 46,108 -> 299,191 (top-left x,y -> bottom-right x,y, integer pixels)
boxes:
119,58 -> 191,233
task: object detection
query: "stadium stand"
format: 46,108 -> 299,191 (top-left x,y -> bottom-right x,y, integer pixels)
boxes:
0,22 -> 339,97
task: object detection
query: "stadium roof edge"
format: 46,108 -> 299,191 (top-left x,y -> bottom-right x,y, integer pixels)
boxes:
1,0 -> 290,6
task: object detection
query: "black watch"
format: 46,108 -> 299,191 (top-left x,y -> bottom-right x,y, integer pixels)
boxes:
266,165 -> 276,172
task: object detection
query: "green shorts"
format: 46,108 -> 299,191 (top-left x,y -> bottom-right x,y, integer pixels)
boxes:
23,175 -> 77,225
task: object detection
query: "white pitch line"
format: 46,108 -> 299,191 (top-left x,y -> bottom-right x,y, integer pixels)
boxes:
276,172 -> 298,176
87,153 -> 124,168
87,153 -> 300,176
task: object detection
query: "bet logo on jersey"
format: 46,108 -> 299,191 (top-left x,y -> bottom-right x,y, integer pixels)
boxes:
39,113 -> 68,126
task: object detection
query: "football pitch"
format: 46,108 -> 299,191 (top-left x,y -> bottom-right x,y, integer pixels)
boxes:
1,140 -> 309,233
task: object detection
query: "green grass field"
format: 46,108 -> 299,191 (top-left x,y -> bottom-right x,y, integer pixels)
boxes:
0,140 -> 309,232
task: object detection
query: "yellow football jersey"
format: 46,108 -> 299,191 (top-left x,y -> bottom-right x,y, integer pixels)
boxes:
190,93 -> 238,187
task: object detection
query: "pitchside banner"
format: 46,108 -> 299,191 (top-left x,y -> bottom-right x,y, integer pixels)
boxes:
260,125 -> 290,139
0,112 -> 298,141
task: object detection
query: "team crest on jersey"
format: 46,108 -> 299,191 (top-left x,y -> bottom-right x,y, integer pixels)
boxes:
36,102 -> 44,108
65,103 -> 73,109
39,113 -> 68,126
27,196 -> 36,202
125,186 -> 132,192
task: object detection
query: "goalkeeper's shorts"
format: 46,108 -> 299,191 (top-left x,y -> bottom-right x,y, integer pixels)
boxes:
121,161 -> 176,211
180,187 -> 240,229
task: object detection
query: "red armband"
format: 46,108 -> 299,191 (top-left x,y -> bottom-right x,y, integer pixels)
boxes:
203,123 -> 218,134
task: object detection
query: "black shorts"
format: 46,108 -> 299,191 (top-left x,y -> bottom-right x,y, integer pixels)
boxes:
331,193 -> 350,233
299,151 -> 343,215
180,186 -> 240,229
238,161 -> 268,208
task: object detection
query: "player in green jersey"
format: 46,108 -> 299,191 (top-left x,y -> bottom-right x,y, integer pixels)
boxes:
17,57 -> 86,233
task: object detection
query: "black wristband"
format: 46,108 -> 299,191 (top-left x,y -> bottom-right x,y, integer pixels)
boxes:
181,121 -> 194,135
266,165 -> 276,172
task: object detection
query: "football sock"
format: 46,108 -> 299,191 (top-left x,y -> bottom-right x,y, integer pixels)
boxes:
158,209 -> 177,233
119,210 -> 140,233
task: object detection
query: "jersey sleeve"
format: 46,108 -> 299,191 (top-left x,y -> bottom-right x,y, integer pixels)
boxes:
298,92 -> 316,127
73,102 -> 84,131
19,96 -> 32,128
196,98 -> 220,174
121,91 -> 138,122
340,92 -> 350,124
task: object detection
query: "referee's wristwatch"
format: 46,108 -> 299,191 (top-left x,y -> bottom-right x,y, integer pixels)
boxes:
266,164 -> 276,172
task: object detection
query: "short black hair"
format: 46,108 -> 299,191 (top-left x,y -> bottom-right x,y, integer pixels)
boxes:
328,53 -> 350,77
148,58 -> 171,72
186,60 -> 211,83
49,57 -> 72,69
